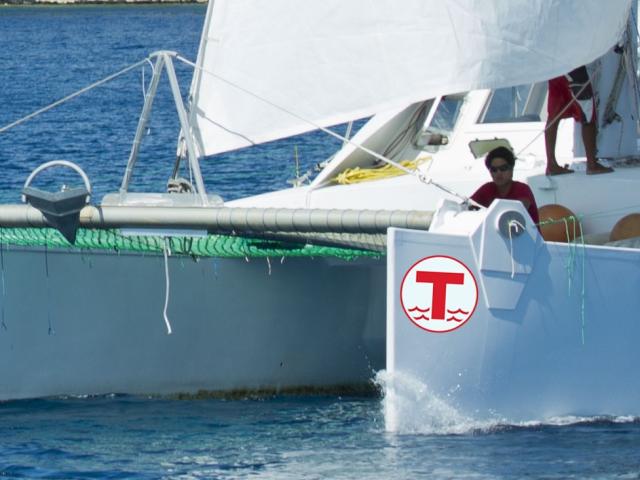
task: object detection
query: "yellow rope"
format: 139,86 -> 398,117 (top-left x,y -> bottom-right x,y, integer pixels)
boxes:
333,157 -> 431,185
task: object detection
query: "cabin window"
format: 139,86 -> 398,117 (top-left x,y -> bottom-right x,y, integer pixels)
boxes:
478,83 -> 547,123
429,96 -> 464,133
414,96 -> 464,151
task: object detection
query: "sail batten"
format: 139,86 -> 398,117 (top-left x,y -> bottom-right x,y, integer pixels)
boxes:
189,0 -> 631,157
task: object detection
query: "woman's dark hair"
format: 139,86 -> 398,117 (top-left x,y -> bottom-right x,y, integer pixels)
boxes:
484,146 -> 515,169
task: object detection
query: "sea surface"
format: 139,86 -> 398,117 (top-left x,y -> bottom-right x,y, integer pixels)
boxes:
0,4 -> 343,203
0,5 -> 639,479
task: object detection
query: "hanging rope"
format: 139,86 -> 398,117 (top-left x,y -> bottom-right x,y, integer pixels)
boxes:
558,216 -> 586,346
579,231 -> 586,345
536,214 -> 588,345
0,235 -> 6,331
141,57 -> 155,99
162,238 -> 173,335
44,231 -> 55,336
507,218 -> 526,279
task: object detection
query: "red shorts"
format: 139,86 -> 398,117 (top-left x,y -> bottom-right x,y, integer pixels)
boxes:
548,75 -> 595,124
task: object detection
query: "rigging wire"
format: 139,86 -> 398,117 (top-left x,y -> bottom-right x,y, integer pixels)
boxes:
141,57 -> 156,99
0,47 -> 628,211
174,54 -> 475,204
517,13 -> 638,161
141,57 -> 156,136
515,62 -> 604,159
0,59 -> 149,135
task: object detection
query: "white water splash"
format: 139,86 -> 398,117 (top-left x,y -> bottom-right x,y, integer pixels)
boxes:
375,370 -> 499,435
376,370 -> 639,435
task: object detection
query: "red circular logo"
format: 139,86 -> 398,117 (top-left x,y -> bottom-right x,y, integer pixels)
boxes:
400,255 -> 478,333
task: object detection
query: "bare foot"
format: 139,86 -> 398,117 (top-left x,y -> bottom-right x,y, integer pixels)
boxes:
546,164 -> 574,176
586,161 -> 614,175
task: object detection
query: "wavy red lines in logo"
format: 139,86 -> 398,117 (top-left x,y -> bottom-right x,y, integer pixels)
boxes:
400,256 -> 478,333
446,308 -> 469,322
408,306 -> 431,321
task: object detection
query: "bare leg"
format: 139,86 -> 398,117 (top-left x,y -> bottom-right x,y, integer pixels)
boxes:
583,121 -> 613,174
545,117 -> 573,175
582,121 -> 598,164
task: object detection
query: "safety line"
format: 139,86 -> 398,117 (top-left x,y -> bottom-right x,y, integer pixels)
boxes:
175,54 -> 479,206
0,59 -> 149,135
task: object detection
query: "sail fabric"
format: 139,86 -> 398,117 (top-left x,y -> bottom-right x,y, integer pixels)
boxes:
189,0 -> 631,157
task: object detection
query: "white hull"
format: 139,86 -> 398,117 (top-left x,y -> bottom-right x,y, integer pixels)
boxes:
3,4 -> 637,404
0,246 -> 385,400
386,200 -> 640,427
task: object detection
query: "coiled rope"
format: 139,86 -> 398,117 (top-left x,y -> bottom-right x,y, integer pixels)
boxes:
175,54 -> 473,204
334,158 -> 430,185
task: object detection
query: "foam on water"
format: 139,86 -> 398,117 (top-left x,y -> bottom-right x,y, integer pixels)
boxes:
376,369 -> 640,436
375,369 -> 498,435
518,414 -> 640,428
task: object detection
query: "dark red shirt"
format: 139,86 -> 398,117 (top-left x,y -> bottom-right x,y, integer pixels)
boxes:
470,181 -> 539,224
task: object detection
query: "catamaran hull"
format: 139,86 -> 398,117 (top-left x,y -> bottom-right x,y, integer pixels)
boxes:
0,247 -> 385,400
386,200 -> 640,427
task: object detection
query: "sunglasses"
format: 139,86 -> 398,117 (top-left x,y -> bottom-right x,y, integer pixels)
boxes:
489,164 -> 512,173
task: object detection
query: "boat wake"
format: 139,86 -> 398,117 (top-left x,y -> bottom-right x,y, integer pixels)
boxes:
375,370 -> 639,435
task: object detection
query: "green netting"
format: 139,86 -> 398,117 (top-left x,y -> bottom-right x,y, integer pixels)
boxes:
0,227 -> 381,261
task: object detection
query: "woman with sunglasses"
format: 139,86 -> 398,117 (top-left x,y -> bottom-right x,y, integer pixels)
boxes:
470,146 -> 540,224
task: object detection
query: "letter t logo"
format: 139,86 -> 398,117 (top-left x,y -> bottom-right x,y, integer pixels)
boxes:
415,271 -> 464,319
401,255 -> 478,333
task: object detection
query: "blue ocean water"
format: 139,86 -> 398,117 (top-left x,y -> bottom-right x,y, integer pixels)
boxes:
1,395 -> 640,479
1,6 -> 640,479
0,5 -> 344,203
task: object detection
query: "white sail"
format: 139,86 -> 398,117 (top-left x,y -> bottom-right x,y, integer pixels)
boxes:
189,0 -> 631,157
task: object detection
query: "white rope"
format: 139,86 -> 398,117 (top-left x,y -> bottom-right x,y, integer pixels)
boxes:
175,55 -> 472,204
579,229 -> 586,345
0,240 -> 6,331
544,202 -> 640,229
628,11 -> 640,115
162,238 -> 173,335
560,216 -> 586,344
212,258 -> 219,279
141,58 -> 156,137
507,219 -> 526,279
0,59 -> 148,135
43,238 -> 55,336
141,57 -> 155,99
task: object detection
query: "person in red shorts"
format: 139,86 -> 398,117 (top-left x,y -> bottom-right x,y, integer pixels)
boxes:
545,65 -> 613,175
471,146 -> 539,224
